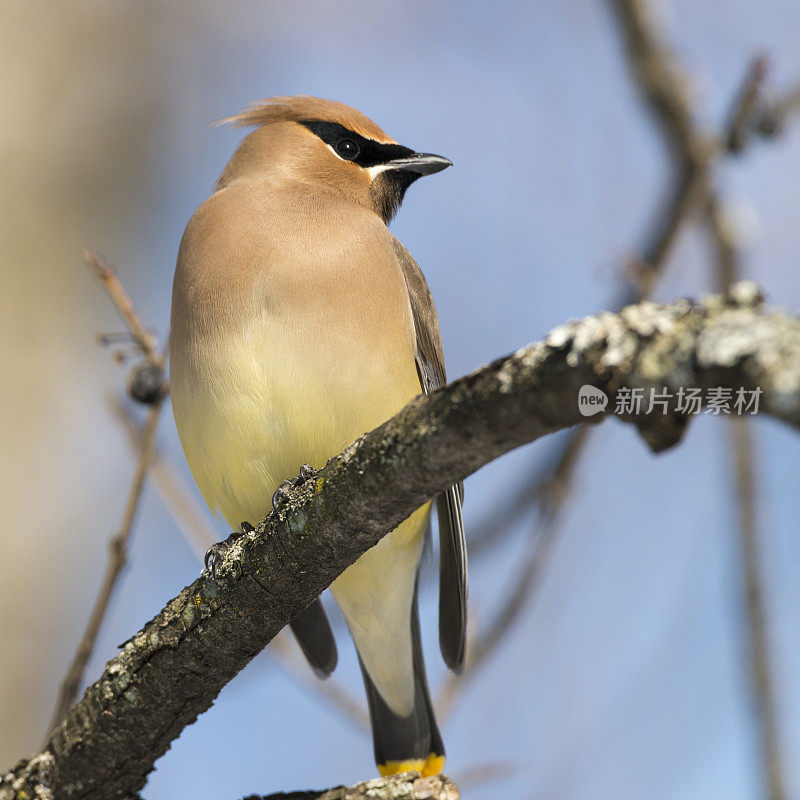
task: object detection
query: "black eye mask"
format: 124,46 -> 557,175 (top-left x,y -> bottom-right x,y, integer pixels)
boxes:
300,120 -> 414,168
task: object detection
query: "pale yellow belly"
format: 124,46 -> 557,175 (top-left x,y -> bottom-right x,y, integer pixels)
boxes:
171,316 -> 429,714
172,318 -> 420,521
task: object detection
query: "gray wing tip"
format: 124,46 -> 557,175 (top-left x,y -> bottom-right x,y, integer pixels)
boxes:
289,596 -> 338,679
437,486 -> 468,673
439,626 -> 466,674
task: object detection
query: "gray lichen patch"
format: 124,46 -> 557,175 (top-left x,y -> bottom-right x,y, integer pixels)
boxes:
308,771 -> 460,800
729,279 -> 764,307
619,299 -> 675,337
525,284 -> 797,406
181,604 -> 195,626
287,507 -> 308,537
545,320 -> 580,349
0,752 -> 55,800
697,309 -> 763,367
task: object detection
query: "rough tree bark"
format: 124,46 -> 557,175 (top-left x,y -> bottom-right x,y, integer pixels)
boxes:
247,772 -> 459,800
3,283 -> 800,800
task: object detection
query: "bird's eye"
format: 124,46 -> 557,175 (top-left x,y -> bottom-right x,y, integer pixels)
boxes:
335,138 -> 360,160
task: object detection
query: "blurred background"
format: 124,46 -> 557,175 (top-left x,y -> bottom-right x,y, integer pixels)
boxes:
2,1 -> 800,798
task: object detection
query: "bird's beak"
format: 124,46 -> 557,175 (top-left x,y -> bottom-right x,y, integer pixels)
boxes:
384,153 -> 453,176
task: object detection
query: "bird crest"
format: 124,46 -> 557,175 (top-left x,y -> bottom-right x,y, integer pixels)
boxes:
216,95 -> 395,144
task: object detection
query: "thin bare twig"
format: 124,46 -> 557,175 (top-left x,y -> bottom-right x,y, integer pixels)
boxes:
751,81 -> 800,139
44,252 -> 169,740
707,192 -> 786,800
725,55 -> 769,153
109,397 -> 217,559
607,0 -> 697,157
468,427 -> 589,557
268,630 -> 370,732
620,158 -> 709,303
451,760 -> 518,791
44,396 -> 163,739
729,420 -> 784,800
83,247 -> 161,366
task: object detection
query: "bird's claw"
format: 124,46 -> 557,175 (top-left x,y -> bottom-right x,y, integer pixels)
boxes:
298,463 -> 316,481
204,542 -> 228,578
272,464 -> 316,510
204,521 -> 254,579
271,482 -> 293,510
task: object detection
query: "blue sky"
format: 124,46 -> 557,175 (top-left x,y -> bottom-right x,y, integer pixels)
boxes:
4,1 -> 800,798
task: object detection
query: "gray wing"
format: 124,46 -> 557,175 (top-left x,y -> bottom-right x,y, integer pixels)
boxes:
392,235 -> 467,674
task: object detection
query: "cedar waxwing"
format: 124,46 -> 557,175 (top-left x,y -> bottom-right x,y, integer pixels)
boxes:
170,96 -> 466,777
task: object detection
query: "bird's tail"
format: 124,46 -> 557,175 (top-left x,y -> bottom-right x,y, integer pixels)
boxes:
359,594 -> 445,777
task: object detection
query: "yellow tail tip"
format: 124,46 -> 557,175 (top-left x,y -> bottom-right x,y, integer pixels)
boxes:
378,754 -> 445,777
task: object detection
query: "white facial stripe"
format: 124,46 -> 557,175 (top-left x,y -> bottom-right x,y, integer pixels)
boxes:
366,163 -> 396,179
322,142 -> 399,180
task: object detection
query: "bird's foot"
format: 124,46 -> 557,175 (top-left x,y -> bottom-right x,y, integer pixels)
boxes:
204,521 -> 255,579
272,463 -> 316,510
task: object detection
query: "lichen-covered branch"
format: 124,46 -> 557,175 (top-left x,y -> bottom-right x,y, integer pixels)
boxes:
3,284 -> 800,800
246,772 -> 459,800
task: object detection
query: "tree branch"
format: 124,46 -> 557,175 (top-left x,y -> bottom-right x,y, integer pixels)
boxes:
246,772 -> 459,800
4,286 -> 800,800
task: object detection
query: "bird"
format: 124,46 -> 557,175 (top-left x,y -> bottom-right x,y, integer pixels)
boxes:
169,96 -> 466,778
